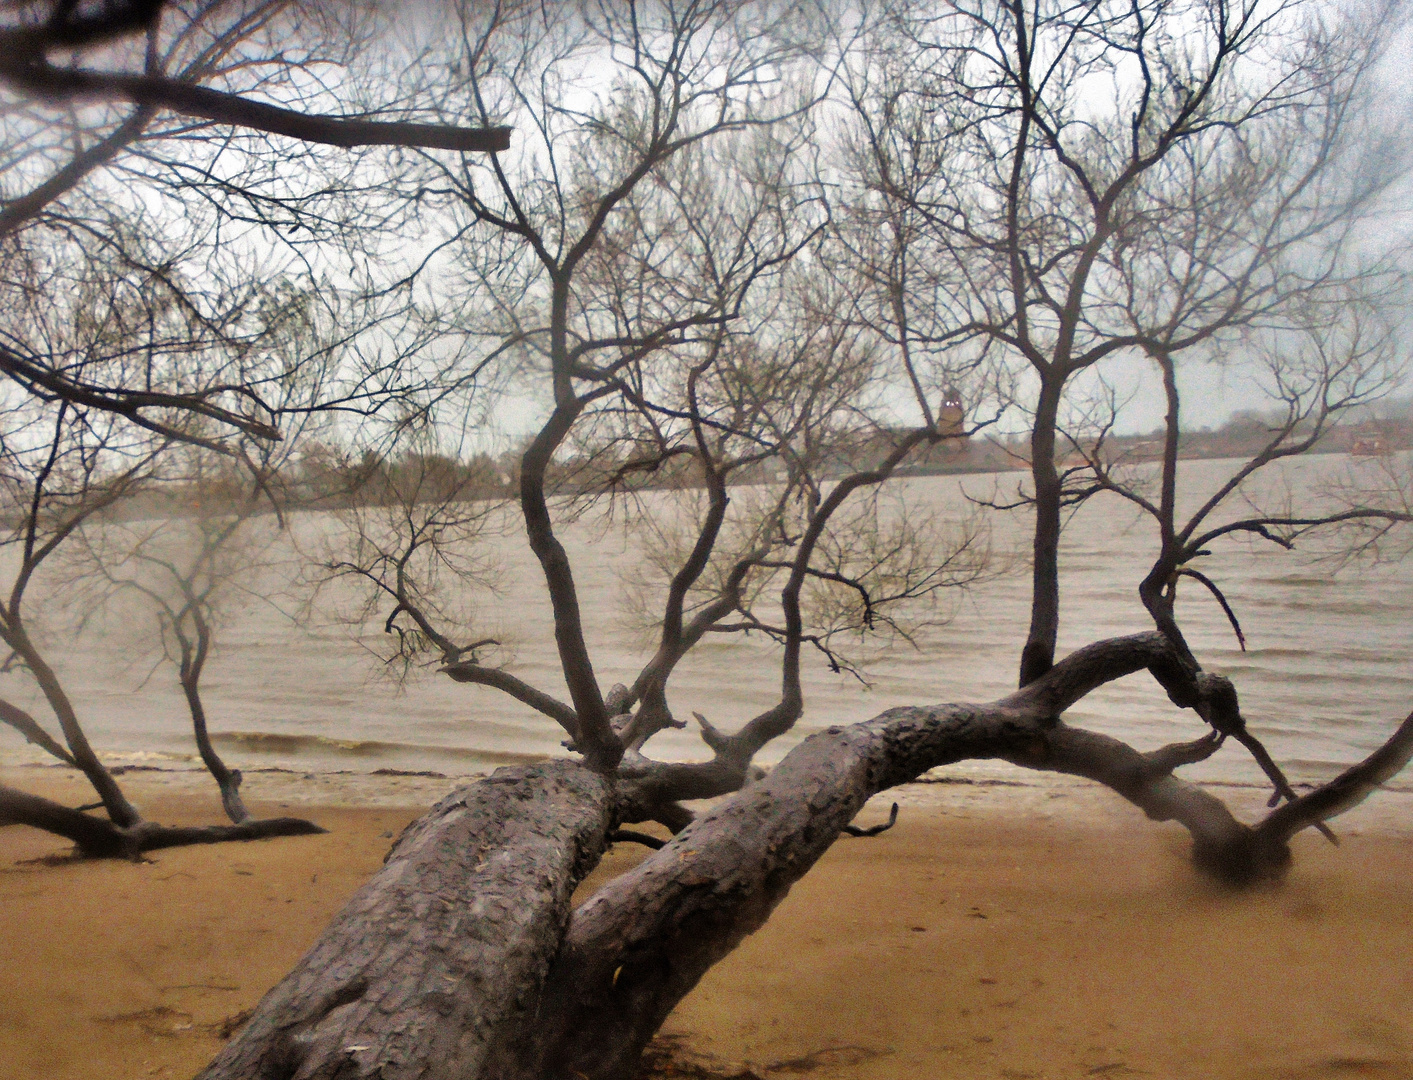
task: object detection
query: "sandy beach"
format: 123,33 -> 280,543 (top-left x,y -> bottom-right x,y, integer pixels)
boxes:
1,766 -> 1411,1080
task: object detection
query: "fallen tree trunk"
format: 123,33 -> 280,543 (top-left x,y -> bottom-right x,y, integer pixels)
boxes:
0,680 -> 324,855
520,712 -> 1237,1078
200,635 -> 1413,1080
198,760 -> 613,1080
527,722 -> 1413,1077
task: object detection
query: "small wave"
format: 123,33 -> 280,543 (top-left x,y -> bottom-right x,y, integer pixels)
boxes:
209,730 -> 552,765
1218,668 -> 1406,686
101,750 -> 198,765
1264,598 -> 1412,616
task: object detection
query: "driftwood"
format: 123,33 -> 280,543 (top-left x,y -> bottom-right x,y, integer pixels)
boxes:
198,633 -> 1413,1080
0,782 -> 324,858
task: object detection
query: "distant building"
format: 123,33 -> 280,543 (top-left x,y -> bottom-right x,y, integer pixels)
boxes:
1347,418 -> 1411,457
938,386 -> 966,442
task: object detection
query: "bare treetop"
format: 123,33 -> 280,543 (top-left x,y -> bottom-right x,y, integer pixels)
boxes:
0,0 -> 513,448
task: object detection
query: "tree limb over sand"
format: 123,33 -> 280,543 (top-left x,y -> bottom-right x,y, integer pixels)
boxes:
201,631 -> 1413,1080
0,782 -> 324,859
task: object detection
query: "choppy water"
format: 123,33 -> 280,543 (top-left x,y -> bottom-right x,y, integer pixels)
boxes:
3,454 -> 1410,790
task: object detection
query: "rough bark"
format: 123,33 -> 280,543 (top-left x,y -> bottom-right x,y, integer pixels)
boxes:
198,761 -> 613,1080
526,701 -> 1411,1078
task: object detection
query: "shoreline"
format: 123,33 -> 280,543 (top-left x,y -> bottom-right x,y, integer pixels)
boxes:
2,770 -> 1412,1079
6,758 -> 1413,831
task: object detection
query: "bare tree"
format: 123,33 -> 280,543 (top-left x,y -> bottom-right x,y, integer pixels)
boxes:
318,443 -> 508,681
0,0 -> 510,442
0,246 -> 341,849
75,448 -> 291,823
0,0 -> 519,848
0,396 -> 325,853
836,0 -> 1413,824
0,2 -> 1389,1078
844,0 -> 1412,684
73,340 -> 336,826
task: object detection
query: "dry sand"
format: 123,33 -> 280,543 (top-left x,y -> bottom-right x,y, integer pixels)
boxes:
1,768 -> 1411,1080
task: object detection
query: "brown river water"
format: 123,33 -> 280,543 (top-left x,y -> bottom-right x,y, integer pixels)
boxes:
2,454 -> 1409,791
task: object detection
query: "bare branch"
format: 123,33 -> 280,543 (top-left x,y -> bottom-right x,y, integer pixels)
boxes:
1,60 -> 513,152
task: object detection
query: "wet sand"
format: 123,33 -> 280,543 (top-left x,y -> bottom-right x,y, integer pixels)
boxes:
1,769 -> 1411,1080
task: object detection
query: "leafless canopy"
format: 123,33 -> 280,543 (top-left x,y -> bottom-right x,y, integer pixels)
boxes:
0,0 -> 511,445
0,3 -> 1406,1080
